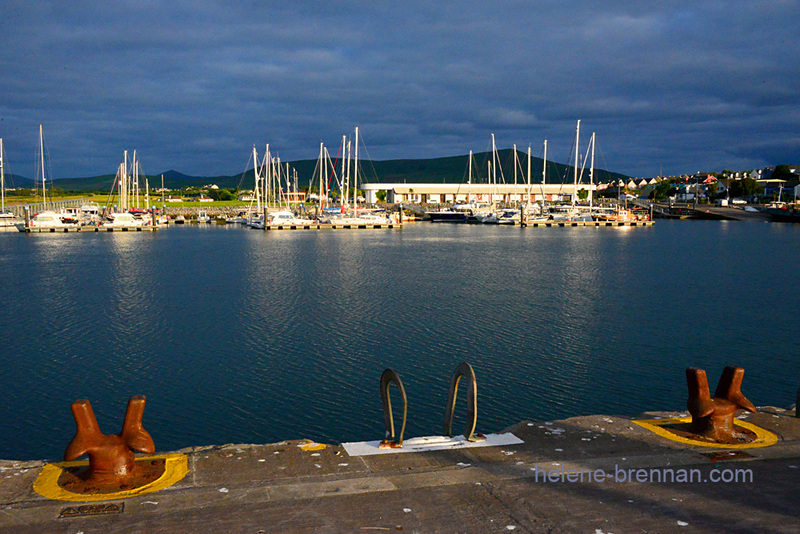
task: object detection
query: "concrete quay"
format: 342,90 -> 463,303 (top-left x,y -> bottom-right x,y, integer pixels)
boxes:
1,408 -> 798,533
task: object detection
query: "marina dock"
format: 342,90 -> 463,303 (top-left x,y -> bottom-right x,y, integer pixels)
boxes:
19,225 -> 157,233
264,221 -> 402,230
2,407 -> 797,533
523,220 -> 652,228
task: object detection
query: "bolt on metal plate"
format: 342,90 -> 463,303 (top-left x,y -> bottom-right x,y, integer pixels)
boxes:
58,503 -> 124,518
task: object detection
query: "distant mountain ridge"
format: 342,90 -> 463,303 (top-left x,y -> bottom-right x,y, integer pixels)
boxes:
7,150 -> 632,191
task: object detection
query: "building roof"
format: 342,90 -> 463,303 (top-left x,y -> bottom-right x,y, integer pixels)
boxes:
362,183 -> 596,194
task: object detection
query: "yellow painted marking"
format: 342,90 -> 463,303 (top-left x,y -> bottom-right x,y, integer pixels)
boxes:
633,417 -> 778,449
33,453 -> 189,502
298,442 -> 327,451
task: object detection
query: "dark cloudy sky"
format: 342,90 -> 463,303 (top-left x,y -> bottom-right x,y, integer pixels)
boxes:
1,1 -> 798,179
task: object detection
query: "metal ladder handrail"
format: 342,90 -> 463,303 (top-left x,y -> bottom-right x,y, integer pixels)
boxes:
379,369 -> 407,448
442,362 -> 484,442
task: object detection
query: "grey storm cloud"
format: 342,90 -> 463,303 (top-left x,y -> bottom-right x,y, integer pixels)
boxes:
0,0 -> 798,179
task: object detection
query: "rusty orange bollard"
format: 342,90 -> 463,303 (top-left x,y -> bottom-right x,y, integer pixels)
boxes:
64,396 -> 155,483
686,366 -> 756,441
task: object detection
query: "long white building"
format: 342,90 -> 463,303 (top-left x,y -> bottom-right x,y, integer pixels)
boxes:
362,183 -> 596,205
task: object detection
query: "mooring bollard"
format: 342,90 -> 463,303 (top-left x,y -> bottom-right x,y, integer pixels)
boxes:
64,395 -> 155,482
686,366 -> 756,441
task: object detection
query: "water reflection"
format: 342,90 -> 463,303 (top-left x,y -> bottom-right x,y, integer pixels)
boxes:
1,221 -> 799,460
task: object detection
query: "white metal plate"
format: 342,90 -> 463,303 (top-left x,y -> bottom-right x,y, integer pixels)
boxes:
342,433 -> 524,457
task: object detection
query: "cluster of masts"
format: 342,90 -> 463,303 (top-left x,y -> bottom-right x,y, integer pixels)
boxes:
249,144 -> 301,213
11,121 -> 599,217
247,126 -> 366,217
465,120 -> 598,209
314,126 -> 362,216
112,150 -> 150,212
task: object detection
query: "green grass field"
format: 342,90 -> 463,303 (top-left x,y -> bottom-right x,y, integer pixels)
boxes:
3,192 -> 253,208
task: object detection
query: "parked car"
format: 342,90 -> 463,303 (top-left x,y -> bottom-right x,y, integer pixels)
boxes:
731,198 -> 747,205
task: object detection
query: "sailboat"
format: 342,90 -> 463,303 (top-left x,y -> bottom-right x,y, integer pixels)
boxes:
264,148 -> 313,227
321,127 -> 395,226
248,147 -> 264,228
98,150 -> 152,228
0,138 -> 22,228
17,125 -> 80,231
549,120 -> 594,222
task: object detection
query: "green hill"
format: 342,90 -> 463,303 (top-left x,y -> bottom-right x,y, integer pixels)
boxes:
21,150 -> 630,192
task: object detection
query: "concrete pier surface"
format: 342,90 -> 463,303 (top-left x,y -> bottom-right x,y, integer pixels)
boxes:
1,408 -> 798,533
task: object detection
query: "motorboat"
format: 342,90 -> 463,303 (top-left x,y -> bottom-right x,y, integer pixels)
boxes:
102,212 -> 146,228
15,210 -> 81,231
79,203 -> 102,226
426,202 -> 491,223
226,211 -> 247,224
481,208 -> 521,224
266,210 -> 314,227
321,208 -> 396,225
0,212 -> 21,229
245,213 -> 263,228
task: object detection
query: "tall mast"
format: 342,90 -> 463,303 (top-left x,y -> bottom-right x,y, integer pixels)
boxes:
574,120 -> 580,208
319,142 -> 324,213
341,135 -> 347,211
354,126 -> 359,217
345,138 -> 351,212
0,138 -> 5,212
251,146 -> 258,215
467,150 -> 472,203
263,143 -> 273,211
543,140 -> 547,185
526,144 -> 531,206
276,156 -> 282,209
491,133 -> 497,204
542,139 -> 548,207
40,124 -> 47,208
133,150 -> 139,209
324,147 -> 329,212
122,149 -> 128,212
589,132 -> 595,210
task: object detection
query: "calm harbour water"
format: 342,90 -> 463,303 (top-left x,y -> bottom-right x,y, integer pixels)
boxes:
1,220 -> 799,461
